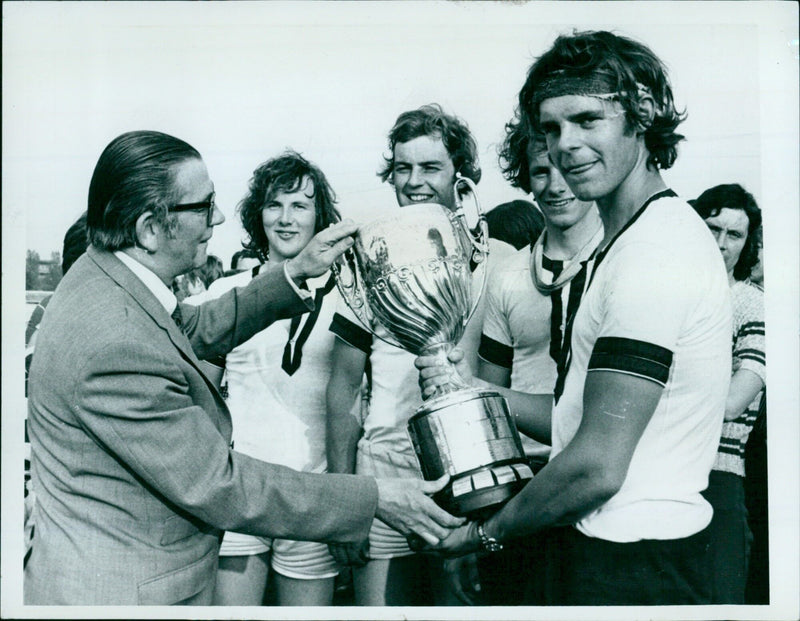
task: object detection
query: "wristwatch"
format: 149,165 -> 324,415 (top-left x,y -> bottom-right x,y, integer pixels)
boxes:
476,520 -> 503,553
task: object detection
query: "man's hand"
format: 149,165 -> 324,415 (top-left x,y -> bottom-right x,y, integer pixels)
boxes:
444,554 -> 482,605
415,347 -> 475,399
329,540 -> 370,568
286,220 -> 358,281
374,475 -> 465,546
421,520 -> 481,558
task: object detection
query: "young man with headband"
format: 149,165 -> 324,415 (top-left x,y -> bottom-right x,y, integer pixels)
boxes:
417,31 -> 731,605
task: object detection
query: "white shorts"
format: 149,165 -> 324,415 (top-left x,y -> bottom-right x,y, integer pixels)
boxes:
220,530 -> 339,580
356,438 -> 422,560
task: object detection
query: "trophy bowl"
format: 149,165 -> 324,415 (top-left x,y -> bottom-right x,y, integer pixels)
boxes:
333,179 -> 533,519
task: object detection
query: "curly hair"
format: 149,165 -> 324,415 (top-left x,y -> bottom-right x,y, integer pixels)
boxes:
692,183 -> 762,281
87,131 -> 201,250
378,104 -> 481,187
498,114 -> 535,195
518,30 -> 687,171
238,150 -> 340,260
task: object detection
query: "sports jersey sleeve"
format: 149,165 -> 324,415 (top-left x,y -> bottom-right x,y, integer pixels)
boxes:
588,241 -> 686,386
479,269 -> 514,369
329,296 -> 373,354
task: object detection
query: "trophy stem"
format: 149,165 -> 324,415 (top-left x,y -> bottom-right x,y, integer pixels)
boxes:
420,343 -> 469,400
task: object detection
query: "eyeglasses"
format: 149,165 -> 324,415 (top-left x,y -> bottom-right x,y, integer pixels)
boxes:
168,192 -> 216,226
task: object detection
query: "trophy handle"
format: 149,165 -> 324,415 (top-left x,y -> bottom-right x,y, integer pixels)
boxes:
451,174 -> 490,328
331,248 -> 405,350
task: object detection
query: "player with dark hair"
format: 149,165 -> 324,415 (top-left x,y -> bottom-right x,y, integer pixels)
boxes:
418,30 -> 731,606
327,105 -> 513,606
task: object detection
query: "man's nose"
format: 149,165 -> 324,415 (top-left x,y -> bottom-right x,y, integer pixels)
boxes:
557,124 -> 582,152
545,171 -> 569,196
210,204 -> 225,227
407,167 -> 423,186
279,206 -> 293,222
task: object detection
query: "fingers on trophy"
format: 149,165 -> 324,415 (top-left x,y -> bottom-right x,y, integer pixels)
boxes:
332,175 -> 533,524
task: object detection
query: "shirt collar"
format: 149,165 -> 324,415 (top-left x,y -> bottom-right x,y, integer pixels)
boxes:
114,250 -> 177,315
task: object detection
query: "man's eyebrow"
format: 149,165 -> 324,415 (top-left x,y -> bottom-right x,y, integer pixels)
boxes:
394,158 -> 446,167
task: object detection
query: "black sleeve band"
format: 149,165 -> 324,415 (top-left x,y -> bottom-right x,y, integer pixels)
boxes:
330,312 -> 372,354
478,334 -> 513,369
588,336 -> 673,386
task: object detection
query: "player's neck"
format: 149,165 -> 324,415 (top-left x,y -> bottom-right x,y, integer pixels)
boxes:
544,208 -> 603,261
597,158 -> 665,248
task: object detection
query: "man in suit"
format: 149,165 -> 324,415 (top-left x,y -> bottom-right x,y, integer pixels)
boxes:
24,130 -> 462,605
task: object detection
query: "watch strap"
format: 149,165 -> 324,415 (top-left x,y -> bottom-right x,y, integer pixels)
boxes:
477,520 -> 503,553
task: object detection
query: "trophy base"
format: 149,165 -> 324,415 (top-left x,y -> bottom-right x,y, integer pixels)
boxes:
434,461 -> 533,520
408,388 -> 535,519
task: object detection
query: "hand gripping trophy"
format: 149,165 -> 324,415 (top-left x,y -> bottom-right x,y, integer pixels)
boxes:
333,176 -> 533,519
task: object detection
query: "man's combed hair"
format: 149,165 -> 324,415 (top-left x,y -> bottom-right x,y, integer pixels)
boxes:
518,30 -> 687,171
692,183 -> 762,281
238,150 -> 340,260
87,131 -> 201,251
378,103 -> 482,186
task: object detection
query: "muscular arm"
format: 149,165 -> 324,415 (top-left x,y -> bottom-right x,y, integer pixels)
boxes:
326,338 -> 367,475
486,371 -> 663,542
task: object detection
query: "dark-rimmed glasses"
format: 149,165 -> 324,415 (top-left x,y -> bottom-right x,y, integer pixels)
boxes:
168,192 -> 216,226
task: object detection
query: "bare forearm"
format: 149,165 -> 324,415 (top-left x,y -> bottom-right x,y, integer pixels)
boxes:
326,386 -> 363,474
486,372 -> 663,543
724,368 -> 764,421
327,415 -> 361,474
485,447 -> 616,542
472,377 -> 552,445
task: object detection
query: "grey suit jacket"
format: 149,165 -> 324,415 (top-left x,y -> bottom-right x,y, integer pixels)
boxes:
25,247 -> 378,605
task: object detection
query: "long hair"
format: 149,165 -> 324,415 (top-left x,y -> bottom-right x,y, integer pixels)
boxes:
238,150 -> 339,260
378,104 -> 481,186
693,183 -> 762,281
518,30 -> 686,171
87,131 -> 201,250
498,115 -> 535,195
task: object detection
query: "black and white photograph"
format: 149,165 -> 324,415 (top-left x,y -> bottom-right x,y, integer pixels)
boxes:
2,2 -> 798,619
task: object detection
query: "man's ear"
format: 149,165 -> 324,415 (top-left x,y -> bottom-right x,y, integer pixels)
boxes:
135,211 -> 160,254
634,94 -> 657,134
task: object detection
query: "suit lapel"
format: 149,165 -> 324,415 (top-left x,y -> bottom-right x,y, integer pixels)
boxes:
87,248 -> 229,416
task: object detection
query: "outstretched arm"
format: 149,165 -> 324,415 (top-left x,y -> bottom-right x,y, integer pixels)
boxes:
429,371 -> 663,556
418,347 -> 553,445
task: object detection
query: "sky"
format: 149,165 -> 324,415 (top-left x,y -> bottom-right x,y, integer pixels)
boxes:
3,1 -> 783,262
2,2 -> 799,619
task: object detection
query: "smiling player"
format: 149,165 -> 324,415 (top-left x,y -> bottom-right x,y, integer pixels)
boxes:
416,31 -> 732,606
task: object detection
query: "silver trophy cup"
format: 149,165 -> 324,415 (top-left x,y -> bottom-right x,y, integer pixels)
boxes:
333,177 -> 532,519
